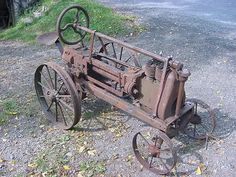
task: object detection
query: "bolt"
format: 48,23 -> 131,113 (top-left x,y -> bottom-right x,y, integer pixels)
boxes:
133,89 -> 139,94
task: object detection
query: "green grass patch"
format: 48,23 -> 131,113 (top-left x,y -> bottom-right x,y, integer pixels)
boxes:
0,99 -> 20,125
0,0 -> 139,43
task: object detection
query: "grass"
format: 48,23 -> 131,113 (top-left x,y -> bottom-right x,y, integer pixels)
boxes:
0,0 -> 140,43
0,99 -> 20,125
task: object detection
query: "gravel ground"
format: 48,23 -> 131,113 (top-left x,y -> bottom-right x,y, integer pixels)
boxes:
0,0 -> 236,176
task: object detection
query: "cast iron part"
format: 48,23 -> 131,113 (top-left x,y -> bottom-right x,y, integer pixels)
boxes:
34,5 -> 216,175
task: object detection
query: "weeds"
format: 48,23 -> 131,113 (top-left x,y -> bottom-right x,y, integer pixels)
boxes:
79,161 -> 106,176
0,0 -> 142,43
0,99 -> 19,125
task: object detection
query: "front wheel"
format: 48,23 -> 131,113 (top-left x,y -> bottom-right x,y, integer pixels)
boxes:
34,62 -> 81,129
132,128 -> 177,175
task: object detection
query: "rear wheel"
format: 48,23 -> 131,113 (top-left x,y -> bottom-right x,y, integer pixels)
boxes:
184,98 -> 216,139
34,62 -> 81,129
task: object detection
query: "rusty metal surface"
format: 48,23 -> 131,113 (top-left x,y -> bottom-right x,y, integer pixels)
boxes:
132,128 -> 177,175
37,32 -> 59,45
34,5 -> 217,175
34,62 -> 81,129
184,98 -> 216,139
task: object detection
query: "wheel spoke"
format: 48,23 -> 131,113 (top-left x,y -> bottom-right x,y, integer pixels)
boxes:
46,66 -> 54,88
57,94 -> 71,98
193,126 -> 201,137
200,123 -> 210,131
58,103 -> 67,126
194,103 -> 198,115
54,71 -> 57,90
139,133 -> 150,145
193,124 -> 196,137
75,10 -> 82,23
160,148 -> 171,153
56,82 -> 64,94
74,28 -> 83,38
58,101 -> 74,122
159,157 -> 170,172
55,101 -> 58,121
58,99 -> 74,112
149,156 -> 154,168
154,135 -> 158,146
61,23 -> 73,31
37,81 -> 51,92
119,47 -> 123,60
111,42 -> 117,59
125,56 -> 132,62
47,101 -> 54,111
40,71 -> 53,89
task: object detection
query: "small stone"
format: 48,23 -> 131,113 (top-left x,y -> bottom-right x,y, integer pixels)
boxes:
66,152 -> 73,157
33,12 -> 43,18
22,17 -> 33,25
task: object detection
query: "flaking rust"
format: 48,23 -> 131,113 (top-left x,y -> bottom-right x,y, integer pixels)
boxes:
35,5 -> 216,175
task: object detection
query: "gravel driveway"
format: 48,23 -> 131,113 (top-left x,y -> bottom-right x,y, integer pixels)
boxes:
0,0 -> 236,176
97,0 -> 236,176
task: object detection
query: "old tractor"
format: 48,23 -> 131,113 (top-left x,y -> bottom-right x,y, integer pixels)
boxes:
35,5 -> 216,175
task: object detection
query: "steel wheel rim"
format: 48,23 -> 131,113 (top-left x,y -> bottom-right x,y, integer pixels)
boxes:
34,62 -> 81,129
132,129 -> 177,175
184,98 -> 216,139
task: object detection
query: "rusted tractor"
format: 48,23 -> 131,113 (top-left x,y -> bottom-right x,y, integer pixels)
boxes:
35,5 -> 216,175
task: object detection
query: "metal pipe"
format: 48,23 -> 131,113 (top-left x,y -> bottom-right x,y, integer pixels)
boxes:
175,81 -> 185,117
77,26 -> 166,63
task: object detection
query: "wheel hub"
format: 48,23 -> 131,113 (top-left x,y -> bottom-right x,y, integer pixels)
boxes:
190,114 -> 202,124
148,144 -> 160,157
46,90 -> 58,101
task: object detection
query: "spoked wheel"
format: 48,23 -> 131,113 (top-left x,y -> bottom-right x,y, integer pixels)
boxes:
56,5 -> 89,45
97,42 -> 141,69
132,128 -> 177,175
184,98 -> 216,139
34,62 -> 81,129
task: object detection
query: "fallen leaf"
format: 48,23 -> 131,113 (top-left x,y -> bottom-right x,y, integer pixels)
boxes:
7,111 -> 17,115
28,163 -> 37,168
112,153 -> 119,160
199,163 -> 207,171
77,173 -> 84,177
126,155 -> 133,162
140,165 -> 144,171
0,158 -> 5,163
78,146 -> 86,153
63,165 -> 71,170
39,125 -> 45,128
9,160 -> 16,165
87,149 -> 96,156
195,166 -> 202,175
116,133 -> 122,137
188,159 -> 197,165
108,128 -> 115,133
47,127 -> 54,132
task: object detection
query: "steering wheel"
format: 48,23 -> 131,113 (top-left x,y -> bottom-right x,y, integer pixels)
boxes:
56,5 -> 90,45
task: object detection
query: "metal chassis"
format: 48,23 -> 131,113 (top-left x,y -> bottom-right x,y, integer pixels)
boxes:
61,25 -> 193,133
